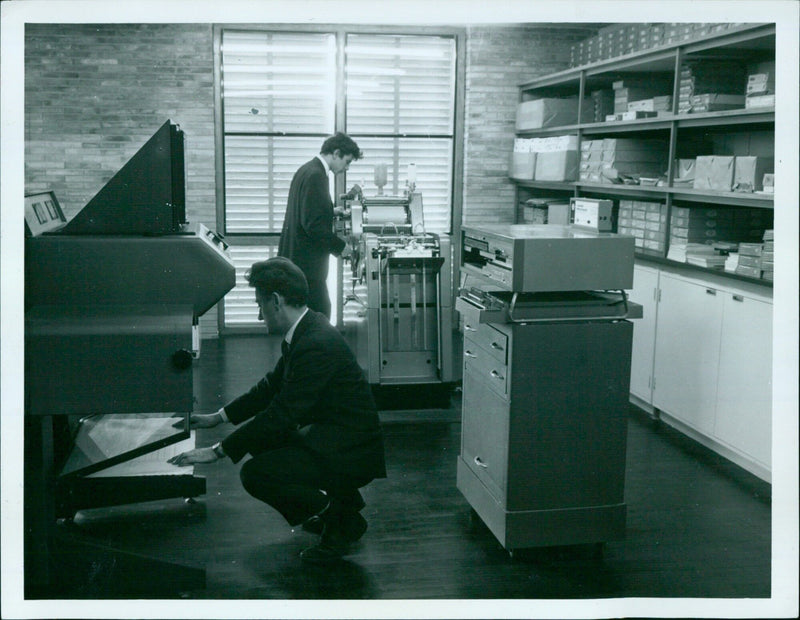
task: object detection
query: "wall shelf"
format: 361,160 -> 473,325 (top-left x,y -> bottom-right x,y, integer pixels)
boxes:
512,22 -> 775,286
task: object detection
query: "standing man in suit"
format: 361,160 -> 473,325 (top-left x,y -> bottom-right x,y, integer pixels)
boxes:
278,132 -> 363,320
169,257 -> 386,563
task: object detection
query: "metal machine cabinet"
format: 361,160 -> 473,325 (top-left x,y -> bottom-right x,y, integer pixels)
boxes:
457,318 -> 632,550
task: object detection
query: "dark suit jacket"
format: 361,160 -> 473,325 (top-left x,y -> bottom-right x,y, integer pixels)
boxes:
220,311 -> 386,483
278,157 -> 346,285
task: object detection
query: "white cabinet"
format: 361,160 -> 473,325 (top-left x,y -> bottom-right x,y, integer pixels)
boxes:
653,273 -> 723,434
628,264 -> 659,404
645,267 -> 772,479
715,292 -> 772,467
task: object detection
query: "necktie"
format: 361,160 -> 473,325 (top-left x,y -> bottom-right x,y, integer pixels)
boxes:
281,339 -> 290,358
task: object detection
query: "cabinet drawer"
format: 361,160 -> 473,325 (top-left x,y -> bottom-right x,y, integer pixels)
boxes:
463,321 -> 508,365
461,370 -> 509,502
463,342 -> 509,397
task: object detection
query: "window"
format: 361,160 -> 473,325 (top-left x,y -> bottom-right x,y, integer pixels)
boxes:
217,27 -> 459,329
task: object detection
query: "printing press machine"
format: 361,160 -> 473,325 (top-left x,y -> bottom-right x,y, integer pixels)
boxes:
337,185 -> 456,388
24,120 -> 235,596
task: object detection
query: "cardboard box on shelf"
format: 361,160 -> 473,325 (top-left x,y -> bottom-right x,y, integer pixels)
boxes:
733,156 -> 774,192
510,151 -> 537,180
534,149 -> 579,182
619,110 -> 658,121
547,202 -> 572,226
735,265 -> 762,278
745,94 -> 776,109
693,155 -> 735,191
516,98 -> 579,131
738,242 -> 764,256
690,93 -> 746,112
737,255 -> 762,269
627,96 -> 672,112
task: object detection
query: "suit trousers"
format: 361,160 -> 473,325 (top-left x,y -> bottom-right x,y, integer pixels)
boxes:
305,278 -> 331,320
239,444 -> 366,526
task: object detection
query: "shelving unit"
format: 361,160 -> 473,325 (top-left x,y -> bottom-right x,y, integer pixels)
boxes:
512,23 -> 775,287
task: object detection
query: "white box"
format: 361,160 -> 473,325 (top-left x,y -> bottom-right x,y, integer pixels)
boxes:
571,197 -> 614,231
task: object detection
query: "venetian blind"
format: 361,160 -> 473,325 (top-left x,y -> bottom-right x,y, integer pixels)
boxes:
222,30 -> 336,234
219,29 -> 456,328
345,33 -> 455,234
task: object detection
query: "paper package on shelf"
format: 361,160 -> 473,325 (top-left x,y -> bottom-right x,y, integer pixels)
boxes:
535,150 -> 579,182
509,138 -> 537,180
516,98 -> 579,131
733,156 -> 774,192
693,156 -> 735,191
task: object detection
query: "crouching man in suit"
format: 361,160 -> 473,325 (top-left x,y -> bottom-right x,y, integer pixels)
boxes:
169,257 -> 386,563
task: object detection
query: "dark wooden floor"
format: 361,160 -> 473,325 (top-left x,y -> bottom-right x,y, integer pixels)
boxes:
52,334 -> 771,604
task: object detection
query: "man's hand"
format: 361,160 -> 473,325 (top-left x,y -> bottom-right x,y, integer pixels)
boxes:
174,411 -> 224,429
168,447 -> 218,466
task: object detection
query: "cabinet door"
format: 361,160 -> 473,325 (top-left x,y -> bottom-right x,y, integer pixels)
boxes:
715,293 -> 772,467
460,368 -> 509,503
628,264 -> 659,403
653,274 -> 723,434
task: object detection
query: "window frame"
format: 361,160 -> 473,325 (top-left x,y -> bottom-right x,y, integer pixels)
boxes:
213,24 -> 466,334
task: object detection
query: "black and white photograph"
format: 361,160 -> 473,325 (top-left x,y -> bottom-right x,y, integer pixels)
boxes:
1,1 -> 798,619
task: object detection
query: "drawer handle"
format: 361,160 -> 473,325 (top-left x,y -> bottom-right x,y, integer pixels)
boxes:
464,350 -> 477,358
490,341 -> 504,351
474,456 -> 488,469
464,324 -> 476,332
732,294 -> 744,302
706,288 -> 716,296
490,369 -> 504,381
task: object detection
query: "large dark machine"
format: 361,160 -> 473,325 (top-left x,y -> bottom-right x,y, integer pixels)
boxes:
337,171 -> 456,390
455,223 -> 642,554
24,120 -> 235,597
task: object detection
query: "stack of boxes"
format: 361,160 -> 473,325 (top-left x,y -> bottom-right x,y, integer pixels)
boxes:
509,135 -> 580,182
586,89 -> 615,123
678,59 -> 747,113
618,199 -> 668,252
609,76 -> 672,120
579,139 -> 604,184
745,61 -> 776,110
735,242 -> 765,279
569,23 -> 743,67
598,137 -> 668,183
761,229 -> 774,281
669,206 -> 768,247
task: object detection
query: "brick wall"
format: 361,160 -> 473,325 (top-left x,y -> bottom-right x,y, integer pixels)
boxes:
462,25 -> 592,226
24,23 -> 220,336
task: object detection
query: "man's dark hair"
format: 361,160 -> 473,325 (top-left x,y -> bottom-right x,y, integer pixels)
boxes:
246,257 -> 309,307
320,132 -> 363,160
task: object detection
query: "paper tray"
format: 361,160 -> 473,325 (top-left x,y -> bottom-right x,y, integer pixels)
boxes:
59,412 -> 190,479
456,290 -> 642,324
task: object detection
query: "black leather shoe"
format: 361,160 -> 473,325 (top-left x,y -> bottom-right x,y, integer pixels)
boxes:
302,510 -> 367,542
340,511 -> 368,543
300,522 -> 350,563
299,541 -> 346,564
302,515 -> 325,536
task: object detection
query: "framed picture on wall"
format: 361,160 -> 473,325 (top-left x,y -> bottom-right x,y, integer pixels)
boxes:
25,191 -> 66,236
